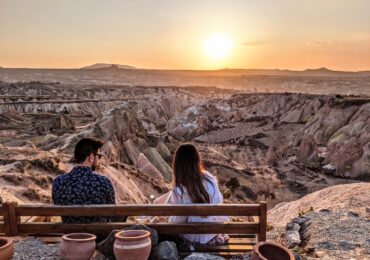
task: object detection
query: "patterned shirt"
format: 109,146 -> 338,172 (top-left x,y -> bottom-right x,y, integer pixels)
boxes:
52,166 -> 115,223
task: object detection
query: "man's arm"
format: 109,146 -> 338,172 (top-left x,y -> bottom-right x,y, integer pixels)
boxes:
104,178 -> 127,222
106,179 -> 115,204
51,177 -> 60,204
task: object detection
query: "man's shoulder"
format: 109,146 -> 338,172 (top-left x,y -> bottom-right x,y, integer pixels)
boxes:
92,172 -> 112,185
52,173 -> 70,195
53,173 -> 67,185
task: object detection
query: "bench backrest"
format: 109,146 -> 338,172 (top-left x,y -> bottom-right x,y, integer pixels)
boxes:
0,206 -> 4,234
0,202 -> 267,241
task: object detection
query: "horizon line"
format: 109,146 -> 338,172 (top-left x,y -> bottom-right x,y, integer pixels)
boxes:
1,65 -> 369,73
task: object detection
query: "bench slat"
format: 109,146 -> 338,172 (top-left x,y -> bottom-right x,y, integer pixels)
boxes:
33,237 -> 257,245
229,234 -> 257,238
228,237 -> 257,245
194,244 -> 254,252
0,223 -> 4,233
34,237 -> 257,247
179,251 -> 251,259
16,204 -> 261,217
18,222 -> 259,235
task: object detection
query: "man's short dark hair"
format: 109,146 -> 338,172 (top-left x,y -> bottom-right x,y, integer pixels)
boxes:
74,138 -> 104,163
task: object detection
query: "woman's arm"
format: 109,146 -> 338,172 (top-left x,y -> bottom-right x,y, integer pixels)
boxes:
168,188 -> 188,223
207,174 -> 230,222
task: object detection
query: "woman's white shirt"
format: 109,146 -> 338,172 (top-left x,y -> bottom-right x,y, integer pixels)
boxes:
167,171 -> 229,244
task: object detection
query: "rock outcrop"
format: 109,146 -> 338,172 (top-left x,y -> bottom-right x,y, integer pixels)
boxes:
143,148 -> 172,182
268,183 -> 370,259
268,183 -> 369,227
137,153 -> 165,182
169,93 -> 370,179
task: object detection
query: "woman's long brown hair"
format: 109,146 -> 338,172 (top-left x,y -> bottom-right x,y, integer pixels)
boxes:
172,143 -> 211,203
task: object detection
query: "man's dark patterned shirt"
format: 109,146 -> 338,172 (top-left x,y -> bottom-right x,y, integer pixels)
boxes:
52,166 -> 115,223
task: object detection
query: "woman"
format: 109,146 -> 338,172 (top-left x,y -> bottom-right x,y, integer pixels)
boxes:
167,143 -> 229,246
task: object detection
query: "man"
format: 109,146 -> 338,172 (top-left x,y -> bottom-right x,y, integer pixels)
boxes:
52,137 -> 115,223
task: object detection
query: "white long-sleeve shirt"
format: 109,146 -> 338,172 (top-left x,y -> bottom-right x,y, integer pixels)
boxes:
167,171 -> 229,244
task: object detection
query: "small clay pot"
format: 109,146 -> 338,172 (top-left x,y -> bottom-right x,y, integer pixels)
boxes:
0,237 -> 14,260
114,230 -> 151,260
60,233 -> 96,260
252,241 -> 295,260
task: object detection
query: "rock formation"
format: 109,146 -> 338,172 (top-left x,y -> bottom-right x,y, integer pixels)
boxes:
0,79 -> 368,260
268,183 -> 370,259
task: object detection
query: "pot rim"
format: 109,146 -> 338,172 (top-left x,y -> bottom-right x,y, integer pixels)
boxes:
0,237 -> 12,250
62,233 -> 97,242
115,230 -> 151,241
253,241 -> 295,260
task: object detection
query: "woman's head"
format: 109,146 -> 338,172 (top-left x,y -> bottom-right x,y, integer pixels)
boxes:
172,143 -> 210,203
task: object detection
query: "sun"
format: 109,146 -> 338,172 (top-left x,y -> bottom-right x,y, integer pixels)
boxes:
203,33 -> 233,60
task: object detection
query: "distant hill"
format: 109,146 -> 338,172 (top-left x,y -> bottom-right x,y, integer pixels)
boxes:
2,64 -> 370,77
217,67 -> 370,77
301,67 -> 370,77
81,63 -> 136,70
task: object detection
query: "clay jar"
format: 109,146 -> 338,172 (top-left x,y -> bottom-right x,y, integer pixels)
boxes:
114,230 -> 151,260
252,242 -> 295,260
0,237 -> 14,260
60,233 -> 96,260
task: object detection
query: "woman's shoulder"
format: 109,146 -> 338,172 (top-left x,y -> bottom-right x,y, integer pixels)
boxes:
172,185 -> 182,193
172,185 -> 187,198
202,170 -> 218,182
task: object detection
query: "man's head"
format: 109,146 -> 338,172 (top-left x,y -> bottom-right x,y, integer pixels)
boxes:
74,138 -> 104,171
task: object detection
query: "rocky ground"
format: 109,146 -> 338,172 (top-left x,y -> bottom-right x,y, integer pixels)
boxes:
268,183 -> 370,259
0,82 -> 369,207
0,81 -> 369,259
12,237 -> 108,259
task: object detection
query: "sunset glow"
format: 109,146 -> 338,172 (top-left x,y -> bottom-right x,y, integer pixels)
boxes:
203,34 -> 233,60
0,1 -> 369,70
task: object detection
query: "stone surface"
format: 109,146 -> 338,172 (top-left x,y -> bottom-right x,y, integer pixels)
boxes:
299,210 -> 370,259
150,241 -> 178,260
137,153 -> 165,182
285,223 -> 301,248
268,183 -> 370,227
292,217 -> 310,225
184,253 -> 226,260
13,237 -> 60,260
156,142 -> 172,163
268,183 -> 370,259
143,147 -> 172,182
123,139 -> 140,165
322,164 -> 336,175
296,136 -> 317,163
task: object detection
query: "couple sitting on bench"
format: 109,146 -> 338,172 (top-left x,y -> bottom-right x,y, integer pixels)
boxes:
52,138 -> 229,247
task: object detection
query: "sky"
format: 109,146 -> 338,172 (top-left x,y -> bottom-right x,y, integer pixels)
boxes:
0,0 -> 369,70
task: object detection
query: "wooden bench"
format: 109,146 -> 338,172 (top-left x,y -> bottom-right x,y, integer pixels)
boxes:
0,202 -> 267,258
0,205 -> 4,234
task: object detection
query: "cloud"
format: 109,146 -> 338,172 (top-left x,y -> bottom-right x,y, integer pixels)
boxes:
242,40 -> 271,46
305,40 -> 332,47
305,34 -> 370,48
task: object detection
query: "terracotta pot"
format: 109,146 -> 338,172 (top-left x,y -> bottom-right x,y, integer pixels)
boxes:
60,233 -> 96,260
0,237 -> 14,260
114,230 -> 151,260
252,242 -> 295,260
